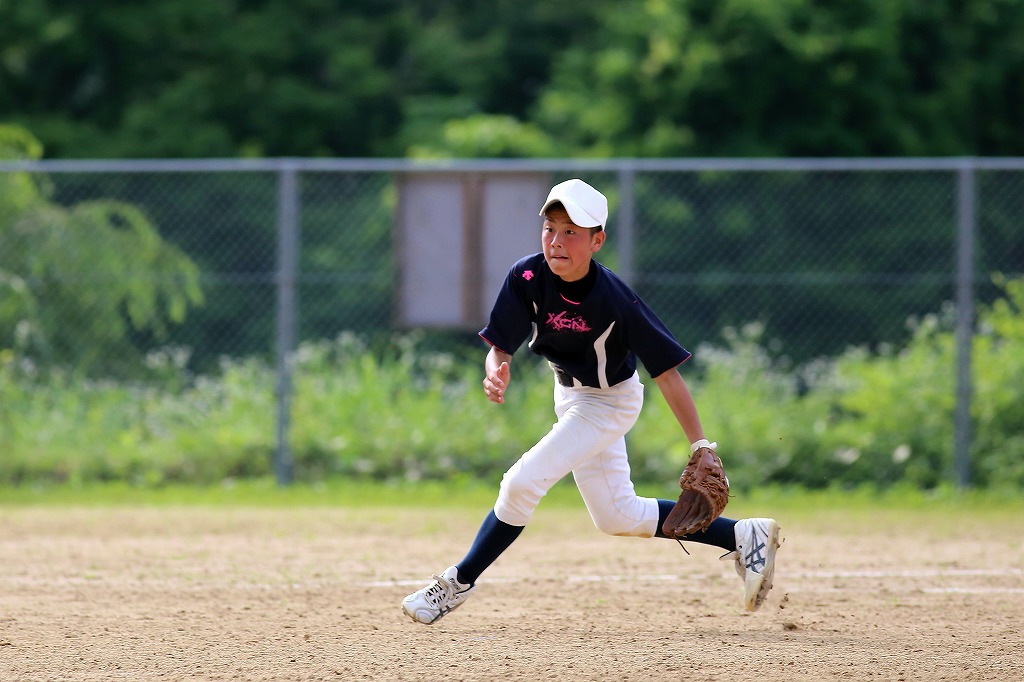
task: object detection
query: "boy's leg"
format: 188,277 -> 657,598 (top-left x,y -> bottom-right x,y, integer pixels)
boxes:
571,436 -> 661,537
403,376 -> 644,625
456,509 -> 524,585
575,475 -> 780,613
655,499 -> 781,612
401,509 -> 525,625
402,406 -> 624,627
494,378 -> 644,527
655,499 -> 737,549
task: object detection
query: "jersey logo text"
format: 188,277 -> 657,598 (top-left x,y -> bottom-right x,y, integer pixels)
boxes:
546,310 -> 592,333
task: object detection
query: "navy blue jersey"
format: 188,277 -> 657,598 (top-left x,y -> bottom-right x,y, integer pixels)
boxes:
479,253 -> 691,388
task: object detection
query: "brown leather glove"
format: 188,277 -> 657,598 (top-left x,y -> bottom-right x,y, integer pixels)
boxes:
662,443 -> 730,539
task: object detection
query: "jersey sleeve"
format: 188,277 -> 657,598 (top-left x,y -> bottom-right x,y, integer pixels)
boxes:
623,295 -> 691,377
478,258 -> 538,355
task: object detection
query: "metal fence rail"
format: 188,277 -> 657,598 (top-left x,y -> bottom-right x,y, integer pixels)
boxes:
3,157 -> 1023,486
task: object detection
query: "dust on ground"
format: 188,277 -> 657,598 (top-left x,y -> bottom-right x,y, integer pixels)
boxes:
1,502 -> 1021,681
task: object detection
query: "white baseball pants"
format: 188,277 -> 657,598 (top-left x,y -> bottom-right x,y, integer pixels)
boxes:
493,371 -> 660,537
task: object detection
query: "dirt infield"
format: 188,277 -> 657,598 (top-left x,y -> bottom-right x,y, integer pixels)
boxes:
1,501 -> 1021,681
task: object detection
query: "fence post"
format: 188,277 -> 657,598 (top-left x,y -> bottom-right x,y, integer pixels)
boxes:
274,162 -> 300,486
616,165 -> 636,286
953,162 -> 977,488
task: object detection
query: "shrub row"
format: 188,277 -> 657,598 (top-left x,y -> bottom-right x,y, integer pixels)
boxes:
2,278 -> 1022,490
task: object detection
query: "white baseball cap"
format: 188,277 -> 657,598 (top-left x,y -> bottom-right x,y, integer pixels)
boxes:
539,178 -> 609,229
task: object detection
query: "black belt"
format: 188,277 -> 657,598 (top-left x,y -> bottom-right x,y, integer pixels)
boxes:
551,365 -> 575,387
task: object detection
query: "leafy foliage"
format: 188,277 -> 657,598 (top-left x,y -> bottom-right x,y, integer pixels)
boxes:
0,125 -> 203,375
2,1 -> 1023,159
2,278 -> 1022,489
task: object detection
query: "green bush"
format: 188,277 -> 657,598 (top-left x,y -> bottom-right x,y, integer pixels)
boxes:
2,278 -> 1022,490
765,275 -> 1024,489
0,124 -> 203,377
289,331 -> 557,482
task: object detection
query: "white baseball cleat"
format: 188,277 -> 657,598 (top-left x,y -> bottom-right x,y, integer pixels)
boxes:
401,566 -> 475,625
722,518 -> 781,612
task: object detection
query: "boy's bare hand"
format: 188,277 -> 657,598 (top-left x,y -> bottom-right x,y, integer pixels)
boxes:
483,361 -> 510,404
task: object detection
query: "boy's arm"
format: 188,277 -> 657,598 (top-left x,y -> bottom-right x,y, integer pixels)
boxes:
654,367 -> 730,539
652,367 -> 706,446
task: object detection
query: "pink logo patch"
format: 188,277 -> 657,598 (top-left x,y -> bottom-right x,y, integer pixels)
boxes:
522,270 -> 534,281
546,310 -> 592,333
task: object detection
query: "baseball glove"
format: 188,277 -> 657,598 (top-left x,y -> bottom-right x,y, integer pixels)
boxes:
662,441 -> 730,540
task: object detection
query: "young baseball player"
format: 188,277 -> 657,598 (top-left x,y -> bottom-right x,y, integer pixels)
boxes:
402,179 -> 781,625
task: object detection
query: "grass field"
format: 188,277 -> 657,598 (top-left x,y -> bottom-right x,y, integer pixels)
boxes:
1,482 -> 1022,681
3,478 -> 1021,512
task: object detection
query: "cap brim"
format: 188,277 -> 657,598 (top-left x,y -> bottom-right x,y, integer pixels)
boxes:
539,198 -> 602,228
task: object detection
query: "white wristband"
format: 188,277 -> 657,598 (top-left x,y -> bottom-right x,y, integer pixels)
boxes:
690,439 -> 718,453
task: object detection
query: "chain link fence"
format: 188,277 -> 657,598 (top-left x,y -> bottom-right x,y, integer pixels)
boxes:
2,158 -> 1022,485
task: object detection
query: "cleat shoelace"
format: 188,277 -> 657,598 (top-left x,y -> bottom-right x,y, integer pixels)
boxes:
424,575 -> 457,607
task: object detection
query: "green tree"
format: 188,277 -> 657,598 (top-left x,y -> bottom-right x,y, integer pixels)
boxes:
422,0 -> 1024,158
3,0 -> 1023,159
527,0 -> 1024,157
0,125 -> 203,375
0,0 -> 409,158
0,0 -> 593,159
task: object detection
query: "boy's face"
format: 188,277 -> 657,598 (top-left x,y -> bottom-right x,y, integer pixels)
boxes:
541,205 -> 605,282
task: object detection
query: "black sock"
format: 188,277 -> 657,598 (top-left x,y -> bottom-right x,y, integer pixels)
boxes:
656,498 -> 737,551
455,509 -> 525,585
